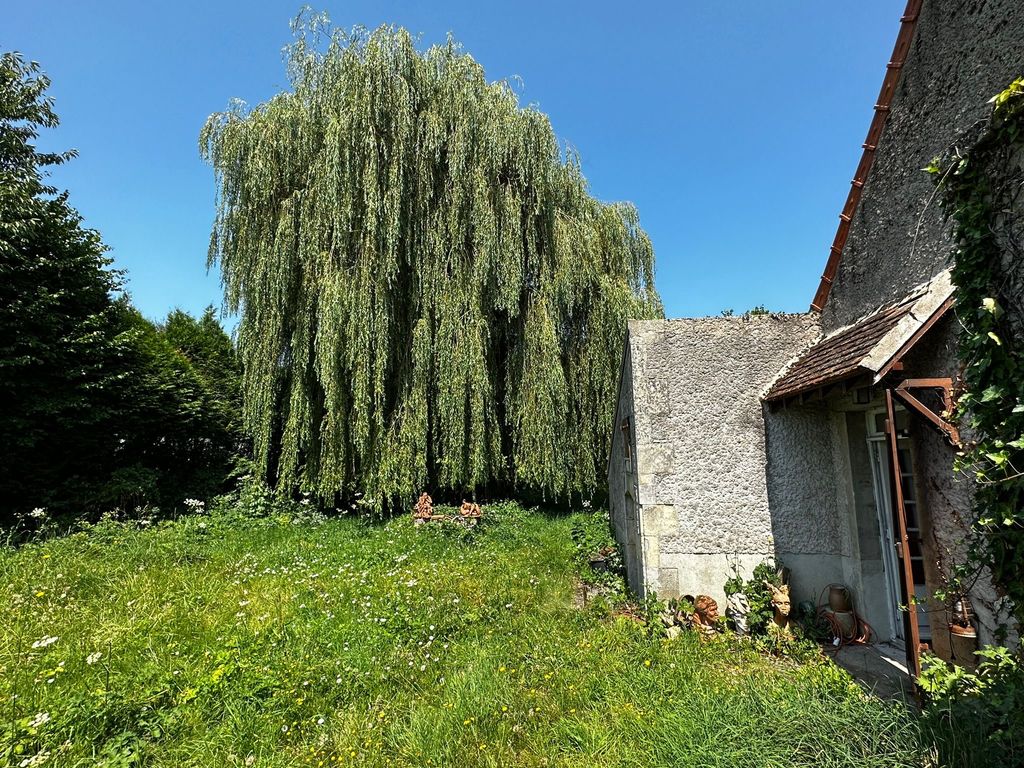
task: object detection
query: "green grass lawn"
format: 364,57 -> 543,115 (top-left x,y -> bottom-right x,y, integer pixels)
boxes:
1,502 -> 929,767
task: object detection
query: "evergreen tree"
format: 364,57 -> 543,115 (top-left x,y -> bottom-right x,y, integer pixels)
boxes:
0,52 -> 126,514
201,19 -> 662,510
0,53 -> 242,518
102,304 -> 241,511
158,306 -> 244,492
161,306 -> 242,437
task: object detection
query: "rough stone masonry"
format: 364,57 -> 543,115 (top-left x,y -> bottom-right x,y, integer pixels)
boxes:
608,314 -> 819,605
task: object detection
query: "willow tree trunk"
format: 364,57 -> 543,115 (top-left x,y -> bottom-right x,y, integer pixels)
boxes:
201,19 -> 662,511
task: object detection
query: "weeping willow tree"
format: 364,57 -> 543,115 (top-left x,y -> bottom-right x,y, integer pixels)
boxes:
201,16 -> 662,510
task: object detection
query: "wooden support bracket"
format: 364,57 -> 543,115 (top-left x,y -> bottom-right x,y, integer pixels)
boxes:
893,378 -> 961,446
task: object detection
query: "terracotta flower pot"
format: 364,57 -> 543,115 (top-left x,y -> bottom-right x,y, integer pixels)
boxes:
948,622 -> 976,638
948,624 -> 979,667
828,585 -> 852,613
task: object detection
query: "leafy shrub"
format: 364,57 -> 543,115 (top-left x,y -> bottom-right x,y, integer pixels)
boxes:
919,647 -> 1024,767
746,560 -> 784,634
724,559 -> 782,636
208,457 -> 276,520
569,508 -> 624,592
720,559 -> 821,660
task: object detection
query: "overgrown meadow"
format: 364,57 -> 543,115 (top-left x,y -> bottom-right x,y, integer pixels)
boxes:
0,502 -> 927,767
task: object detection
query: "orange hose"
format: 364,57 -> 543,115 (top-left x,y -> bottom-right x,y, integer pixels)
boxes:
816,583 -> 876,649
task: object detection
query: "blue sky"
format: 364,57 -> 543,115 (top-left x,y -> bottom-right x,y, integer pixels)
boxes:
8,1 -> 903,322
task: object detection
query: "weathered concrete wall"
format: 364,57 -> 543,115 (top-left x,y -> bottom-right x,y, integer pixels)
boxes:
615,314 -> 820,604
822,0 -> 1024,331
764,403 -> 843,558
764,403 -> 850,610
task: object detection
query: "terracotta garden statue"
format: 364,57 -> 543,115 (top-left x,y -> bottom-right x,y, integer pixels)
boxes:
691,595 -> 719,634
414,493 -> 433,524
764,581 -> 792,635
459,501 -> 482,519
725,592 -> 750,636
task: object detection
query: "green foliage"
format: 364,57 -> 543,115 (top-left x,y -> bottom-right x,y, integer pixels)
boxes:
930,77 -> 1024,625
723,562 -> 745,597
919,648 -> 1024,767
719,559 -> 821,659
0,502 -> 929,766
724,559 -> 782,637
921,80 -> 1024,762
0,51 -> 126,519
160,306 -> 242,438
720,305 -> 770,319
208,457 -> 277,520
101,303 -> 242,512
0,53 -> 243,521
569,507 -> 624,593
200,16 -> 662,512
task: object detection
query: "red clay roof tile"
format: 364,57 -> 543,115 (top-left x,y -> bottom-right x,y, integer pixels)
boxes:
765,291 -> 924,402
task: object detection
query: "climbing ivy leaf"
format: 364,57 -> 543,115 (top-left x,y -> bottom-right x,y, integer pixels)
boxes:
981,386 -> 1006,403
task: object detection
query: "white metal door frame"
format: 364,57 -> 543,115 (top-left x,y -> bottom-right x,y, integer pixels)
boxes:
866,408 -> 904,642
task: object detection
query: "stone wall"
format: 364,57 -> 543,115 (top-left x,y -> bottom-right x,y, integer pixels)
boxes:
610,314 -> 819,603
821,0 -> 1024,331
763,403 -> 851,609
608,343 -> 643,595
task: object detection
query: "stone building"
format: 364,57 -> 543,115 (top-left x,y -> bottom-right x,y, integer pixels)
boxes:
608,0 -> 1023,674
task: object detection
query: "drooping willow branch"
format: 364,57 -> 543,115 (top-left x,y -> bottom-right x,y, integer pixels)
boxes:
200,18 -> 662,510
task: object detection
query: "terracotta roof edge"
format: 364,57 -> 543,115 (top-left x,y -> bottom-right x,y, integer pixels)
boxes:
810,0 -> 924,312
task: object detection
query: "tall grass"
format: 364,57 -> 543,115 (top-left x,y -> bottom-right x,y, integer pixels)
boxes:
1,503 -> 927,766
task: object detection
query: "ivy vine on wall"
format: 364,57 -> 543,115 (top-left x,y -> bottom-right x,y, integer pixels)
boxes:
929,78 -> 1024,628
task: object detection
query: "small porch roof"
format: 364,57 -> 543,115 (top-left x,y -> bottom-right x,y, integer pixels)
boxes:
764,270 -> 954,403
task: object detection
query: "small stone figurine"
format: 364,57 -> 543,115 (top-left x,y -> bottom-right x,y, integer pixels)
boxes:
725,592 -> 750,636
459,501 -> 482,519
691,595 -> 720,634
413,492 -> 433,524
764,581 -> 792,636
